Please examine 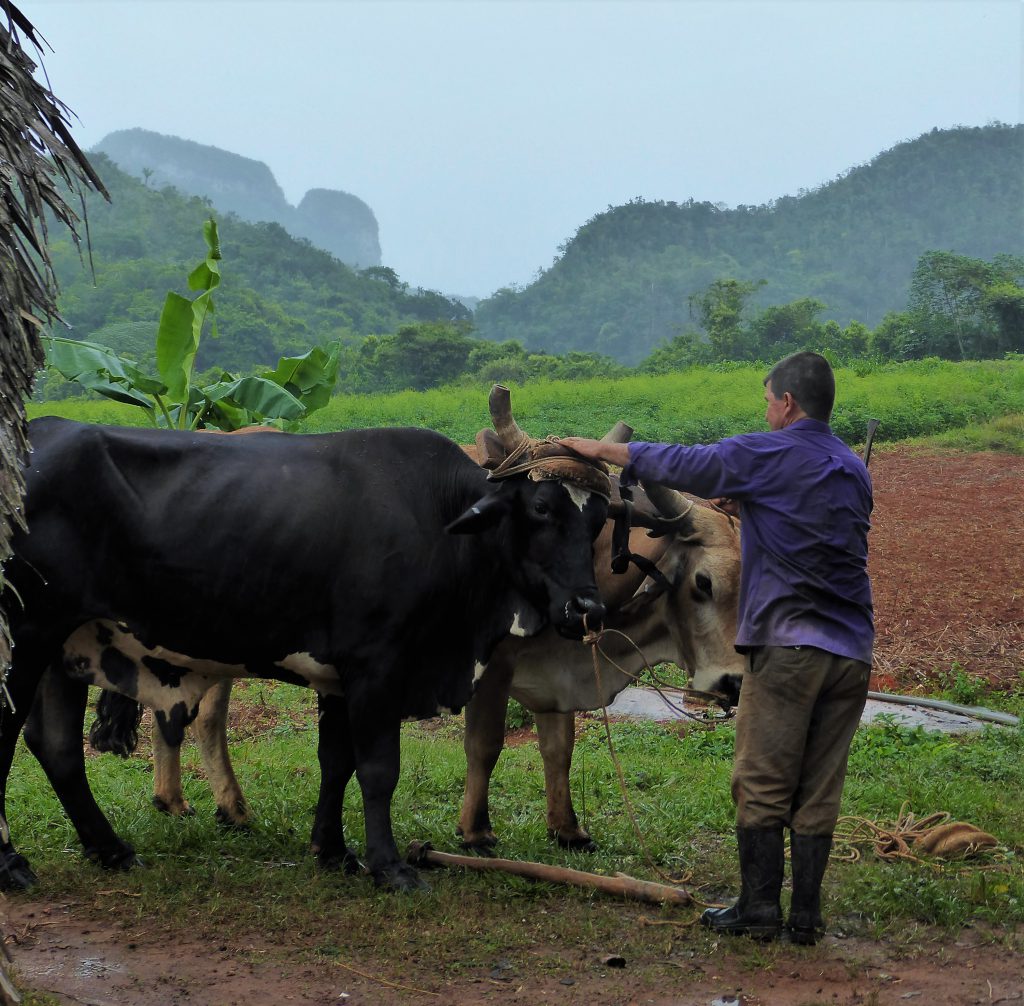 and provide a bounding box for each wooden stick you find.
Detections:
[406,841,691,907]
